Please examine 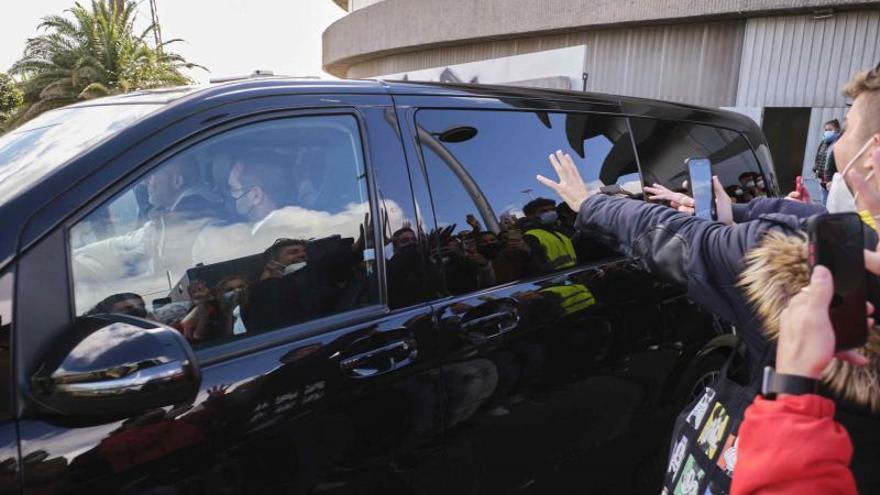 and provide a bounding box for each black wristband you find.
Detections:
[761,366,820,399]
